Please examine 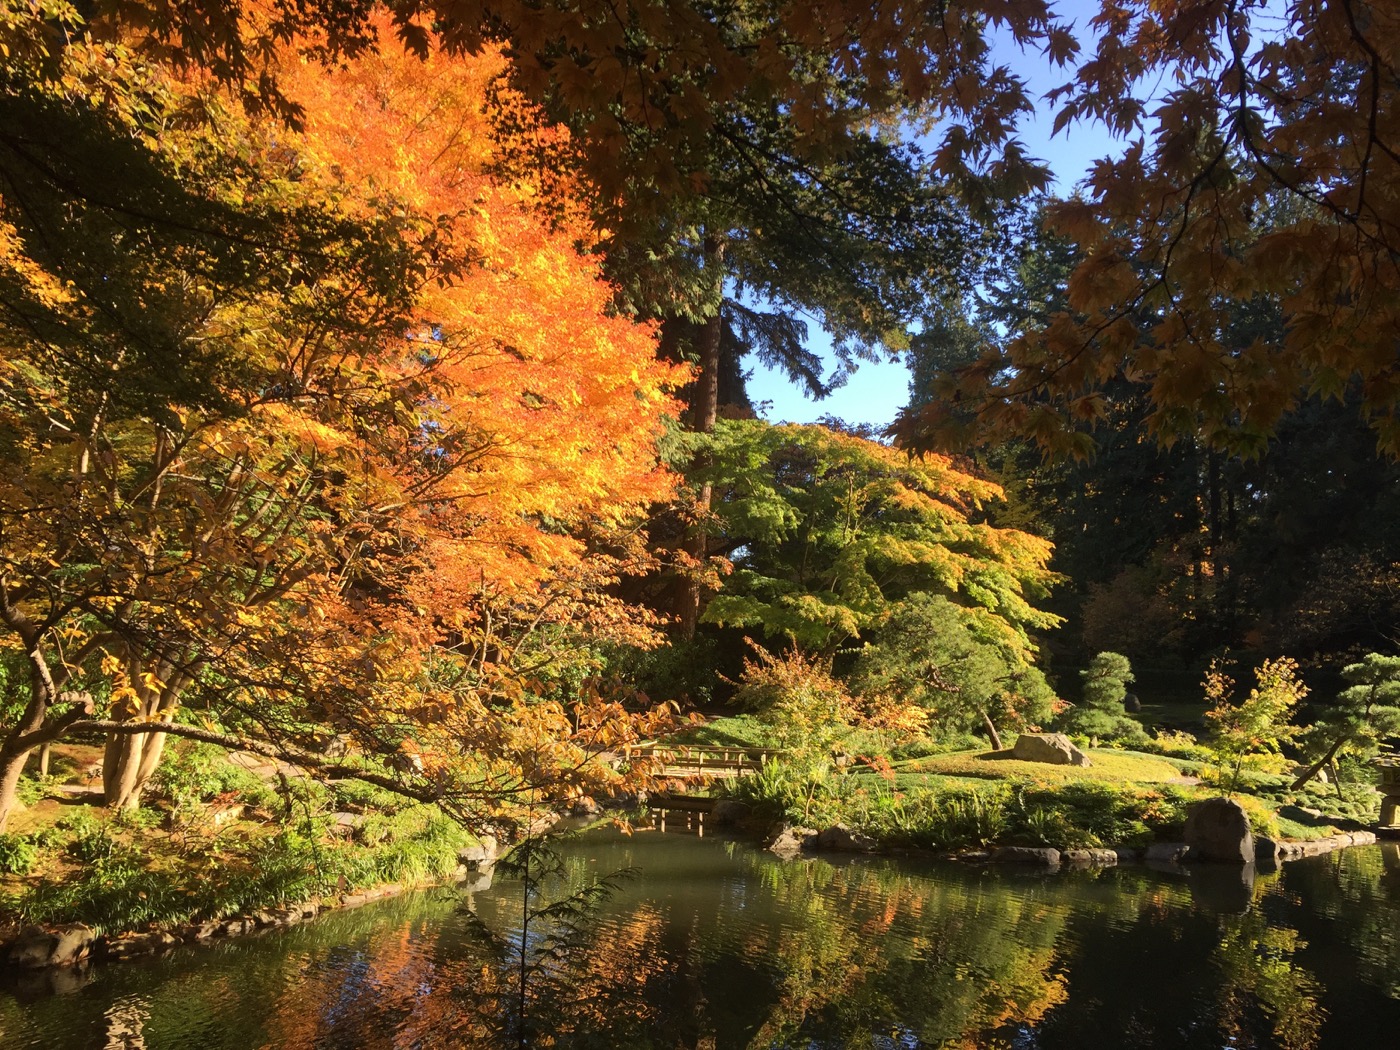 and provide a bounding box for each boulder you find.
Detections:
[1011,733,1092,767]
[190,921,223,942]
[569,796,600,817]
[104,931,178,960]
[1062,848,1119,867]
[458,835,499,872]
[1255,837,1283,863]
[814,824,879,852]
[766,824,817,859]
[1184,797,1254,863]
[6,924,96,969]
[991,846,1061,868]
[326,811,364,839]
